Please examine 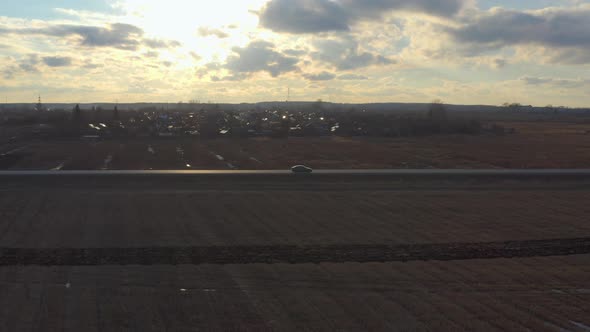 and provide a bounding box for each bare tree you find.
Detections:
[113,106,119,121]
[428,99,447,124]
[72,104,81,121]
